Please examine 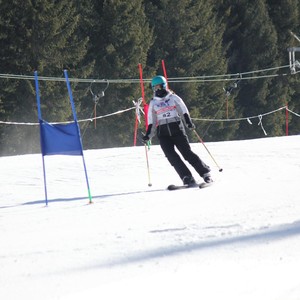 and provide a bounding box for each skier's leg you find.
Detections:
[174,135,211,177]
[159,137,193,181]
